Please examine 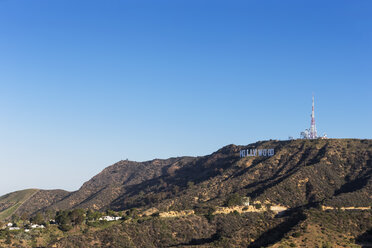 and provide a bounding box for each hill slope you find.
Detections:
[0,189,39,220]
[0,189,69,221]
[6,139,372,217]
[1,138,372,247]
